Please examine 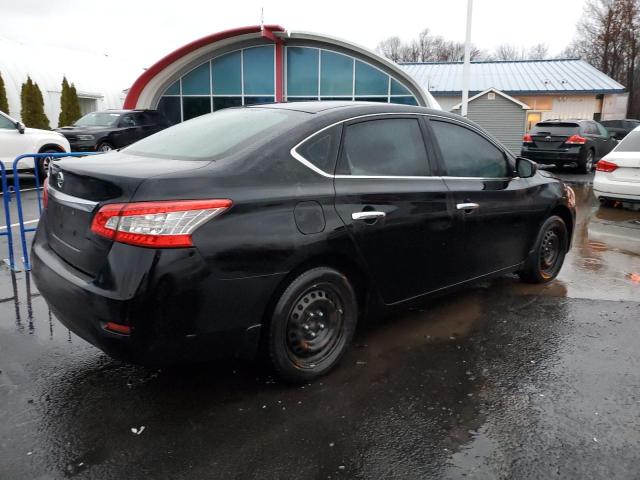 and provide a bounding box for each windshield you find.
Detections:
[74,112,121,127]
[125,108,306,160]
[531,123,580,136]
[613,129,640,152]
